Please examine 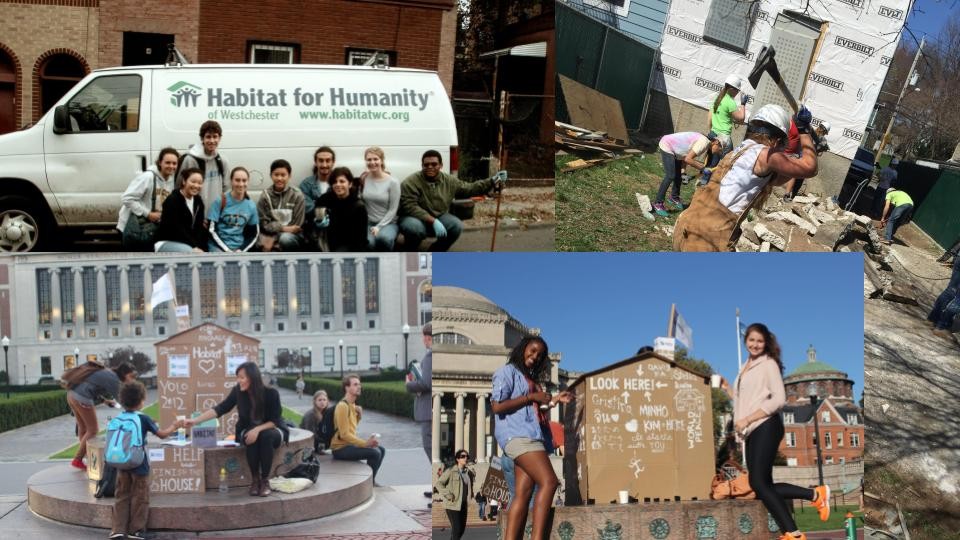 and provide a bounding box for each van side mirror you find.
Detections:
[52,106,71,134]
